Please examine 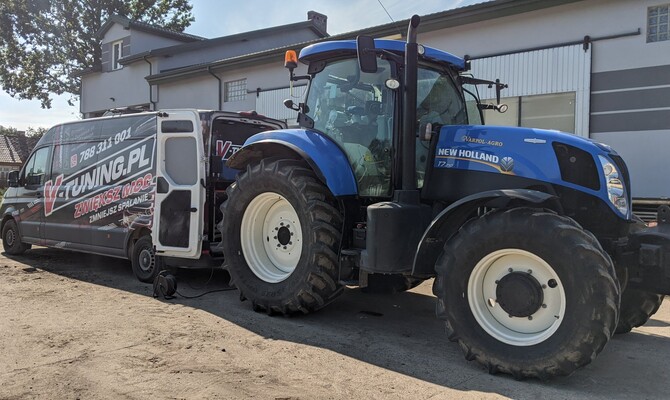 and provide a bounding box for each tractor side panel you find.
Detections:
[422,125,604,203]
